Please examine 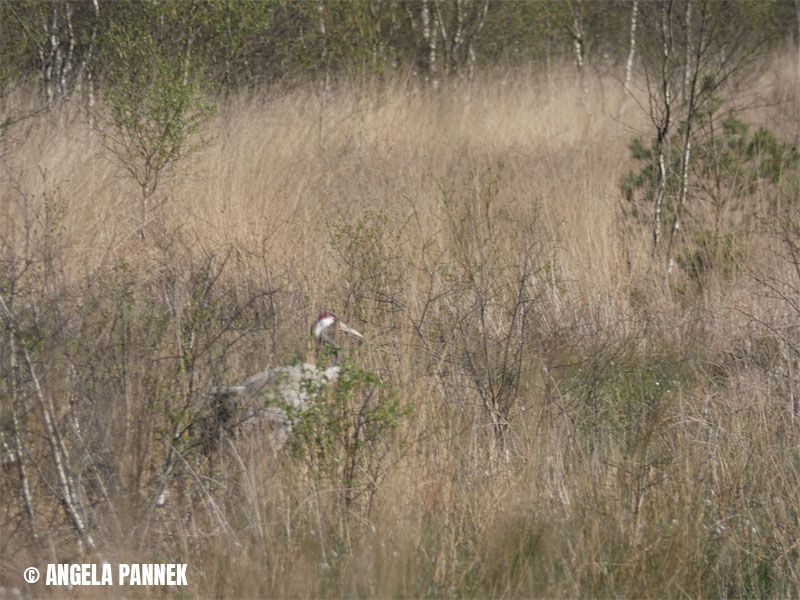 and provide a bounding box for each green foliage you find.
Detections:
[2,0,797,102]
[104,58,210,171]
[622,103,798,283]
[0,0,100,104]
[693,114,800,196]
[292,357,407,513]
[746,126,800,184]
[569,352,685,450]
[96,1,216,231]
[191,0,278,90]
[330,210,390,280]
[621,135,679,208]
[628,137,651,162]
[600,361,679,447]
[676,229,741,287]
